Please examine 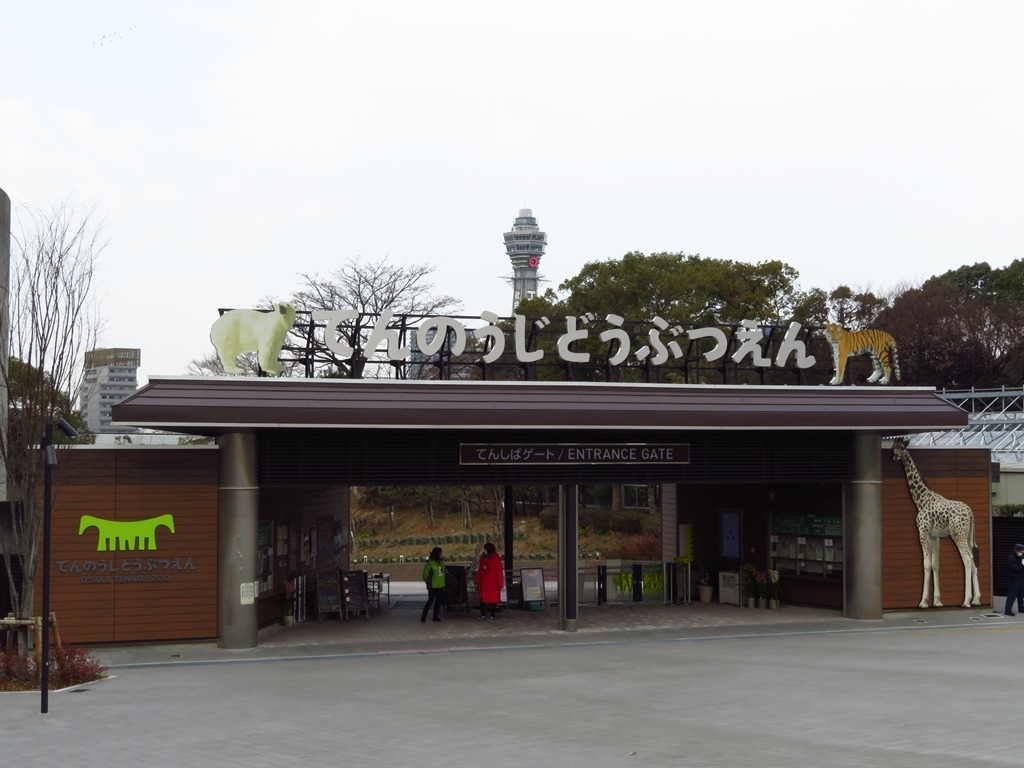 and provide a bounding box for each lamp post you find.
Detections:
[40,417,79,715]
